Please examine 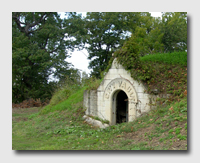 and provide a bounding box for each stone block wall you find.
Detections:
[83,90,97,117]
